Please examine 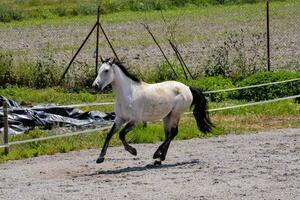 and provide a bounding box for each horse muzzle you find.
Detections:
[92,83,102,92]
